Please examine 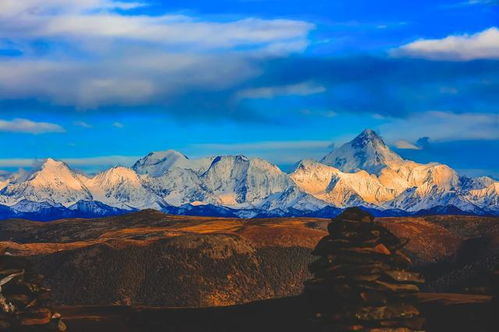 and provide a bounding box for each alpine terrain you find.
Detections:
[0,129,496,220]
